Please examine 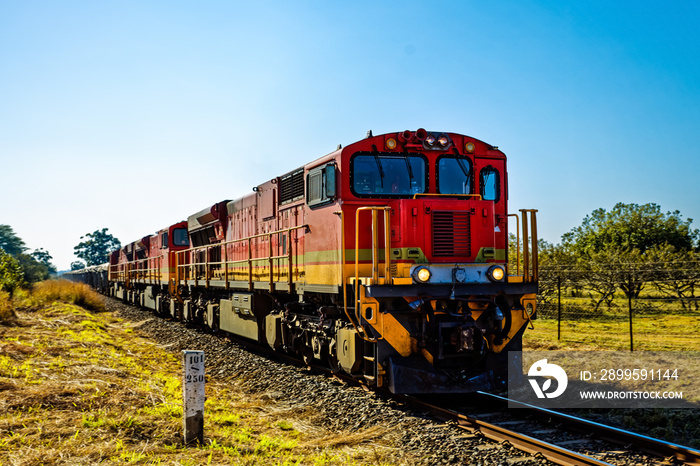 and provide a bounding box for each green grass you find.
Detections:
[527,289,700,351]
[525,312,700,351]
